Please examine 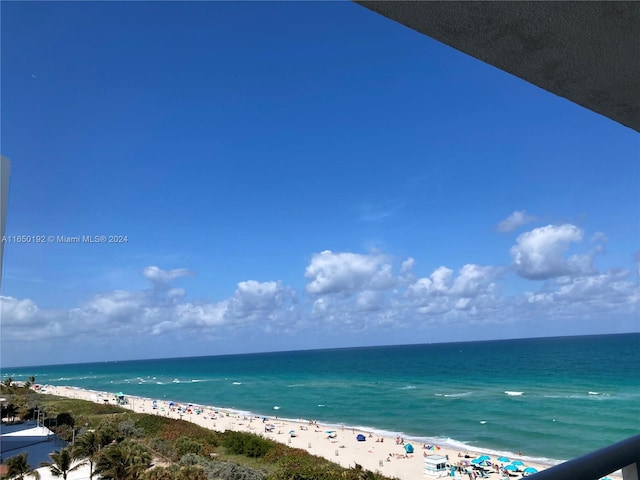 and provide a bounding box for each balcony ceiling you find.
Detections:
[356,1,640,132]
